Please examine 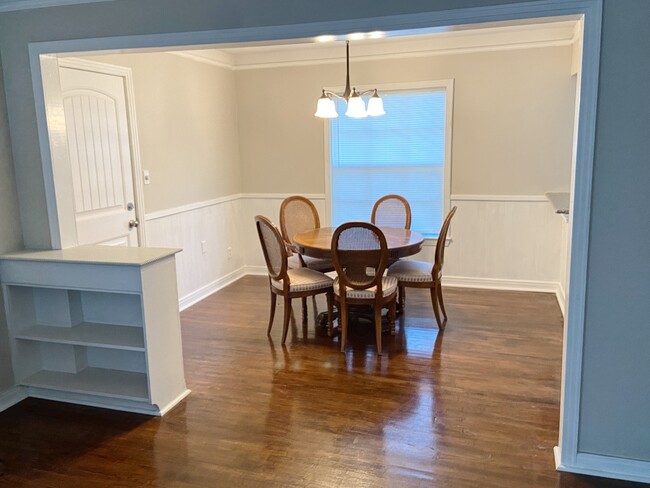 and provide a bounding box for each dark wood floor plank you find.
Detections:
[0,276,644,487]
